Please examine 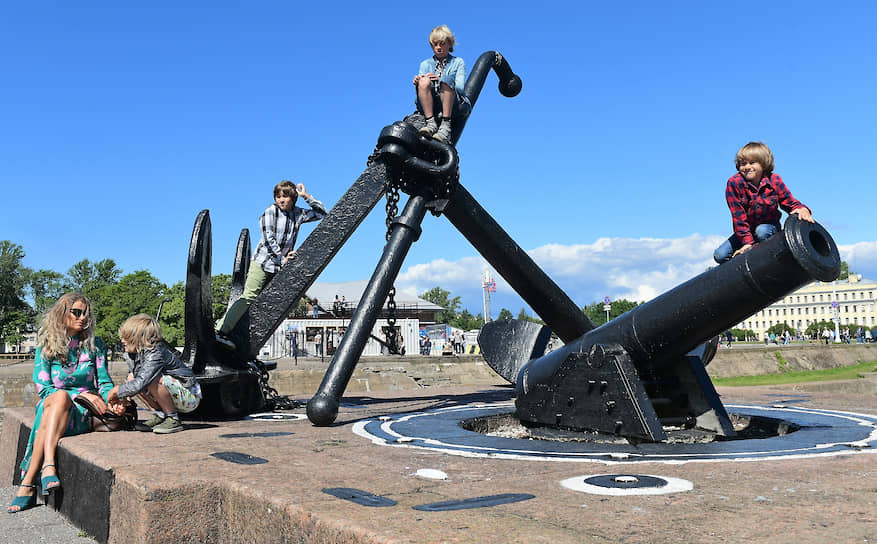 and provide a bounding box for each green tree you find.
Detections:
[583,298,639,326]
[0,241,33,349]
[288,298,310,318]
[158,281,186,348]
[516,308,545,325]
[450,309,481,331]
[805,320,835,337]
[729,328,755,342]
[96,270,167,352]
[211,273,232,321]
[0,310,30,351]
[420,286,461,324]
[838,261,849,281]
[765,322,796,337]
[27,269,68,314]
[66,258,121,295]
[497,308,514,320]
